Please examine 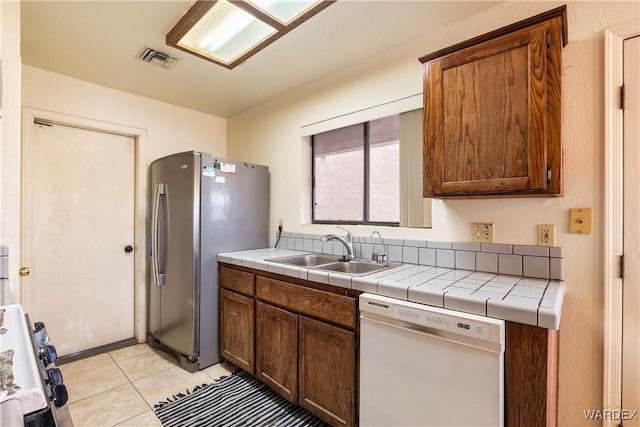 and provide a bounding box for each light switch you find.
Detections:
[570,208,592,234]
